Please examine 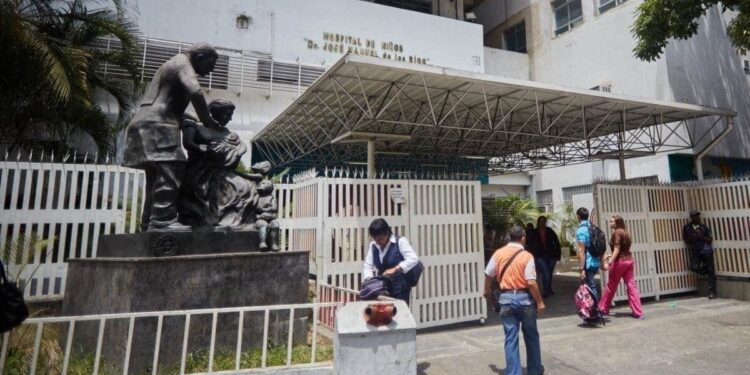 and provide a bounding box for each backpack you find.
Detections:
[0,260,29,333]
[574,283,605,326]
[587,224,607,258]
